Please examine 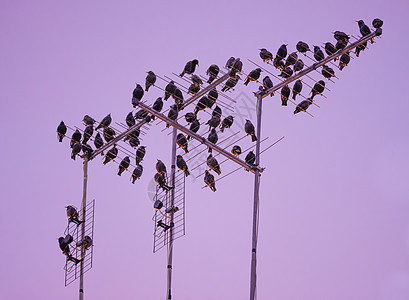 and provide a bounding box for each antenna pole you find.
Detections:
[79,156,88,300]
